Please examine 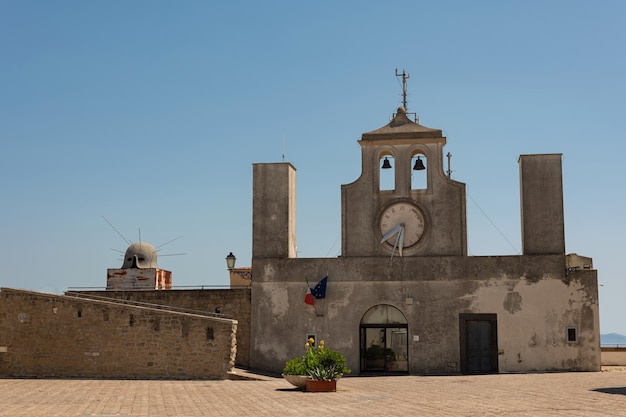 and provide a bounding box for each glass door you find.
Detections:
[360,326,408,372]
[360,304,409,373]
